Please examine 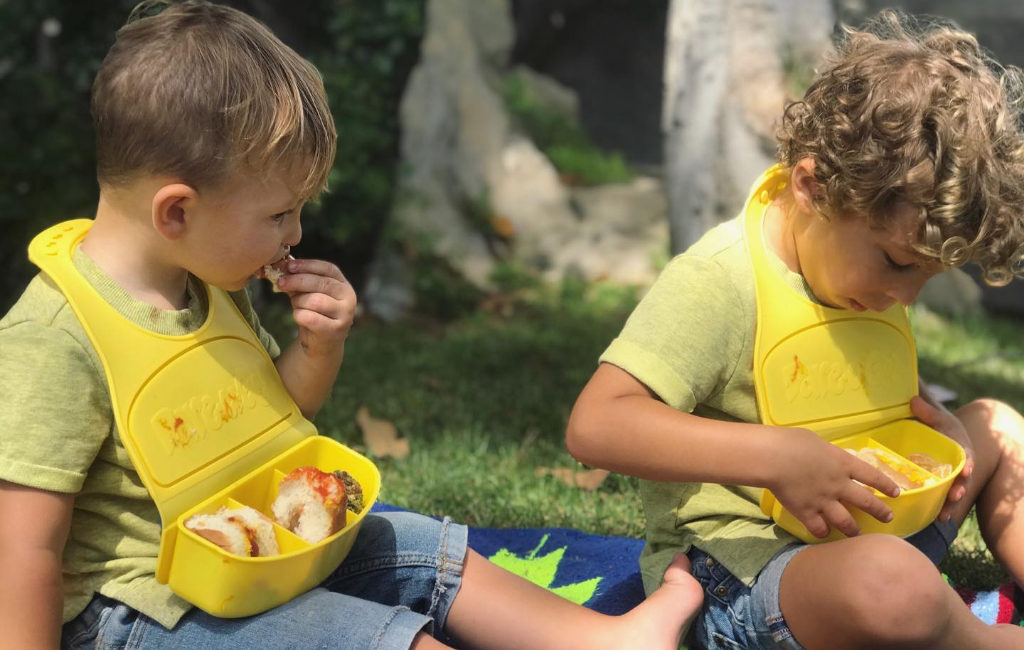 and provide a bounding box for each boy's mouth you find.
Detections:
[268,245,291,266]
[849,298,868,312]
